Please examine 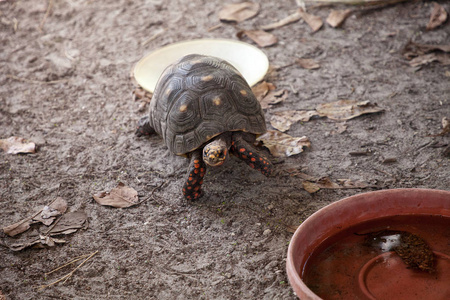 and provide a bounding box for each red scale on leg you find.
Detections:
[183,150,207,200]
